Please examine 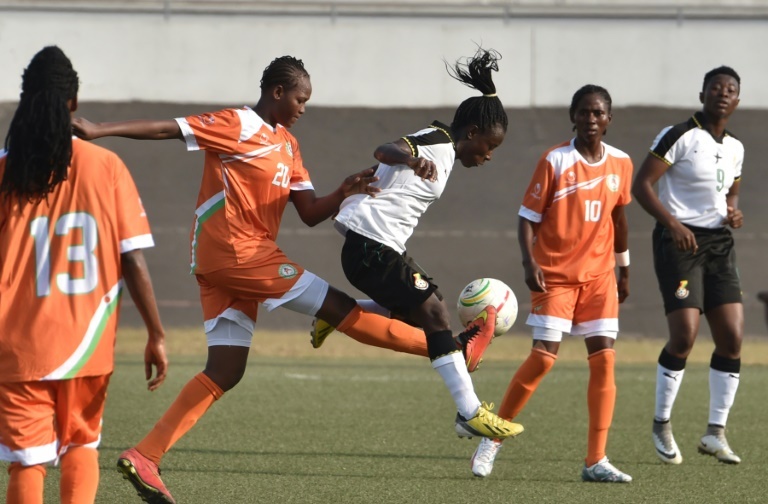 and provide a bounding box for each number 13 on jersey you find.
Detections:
[30,212,99,297]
